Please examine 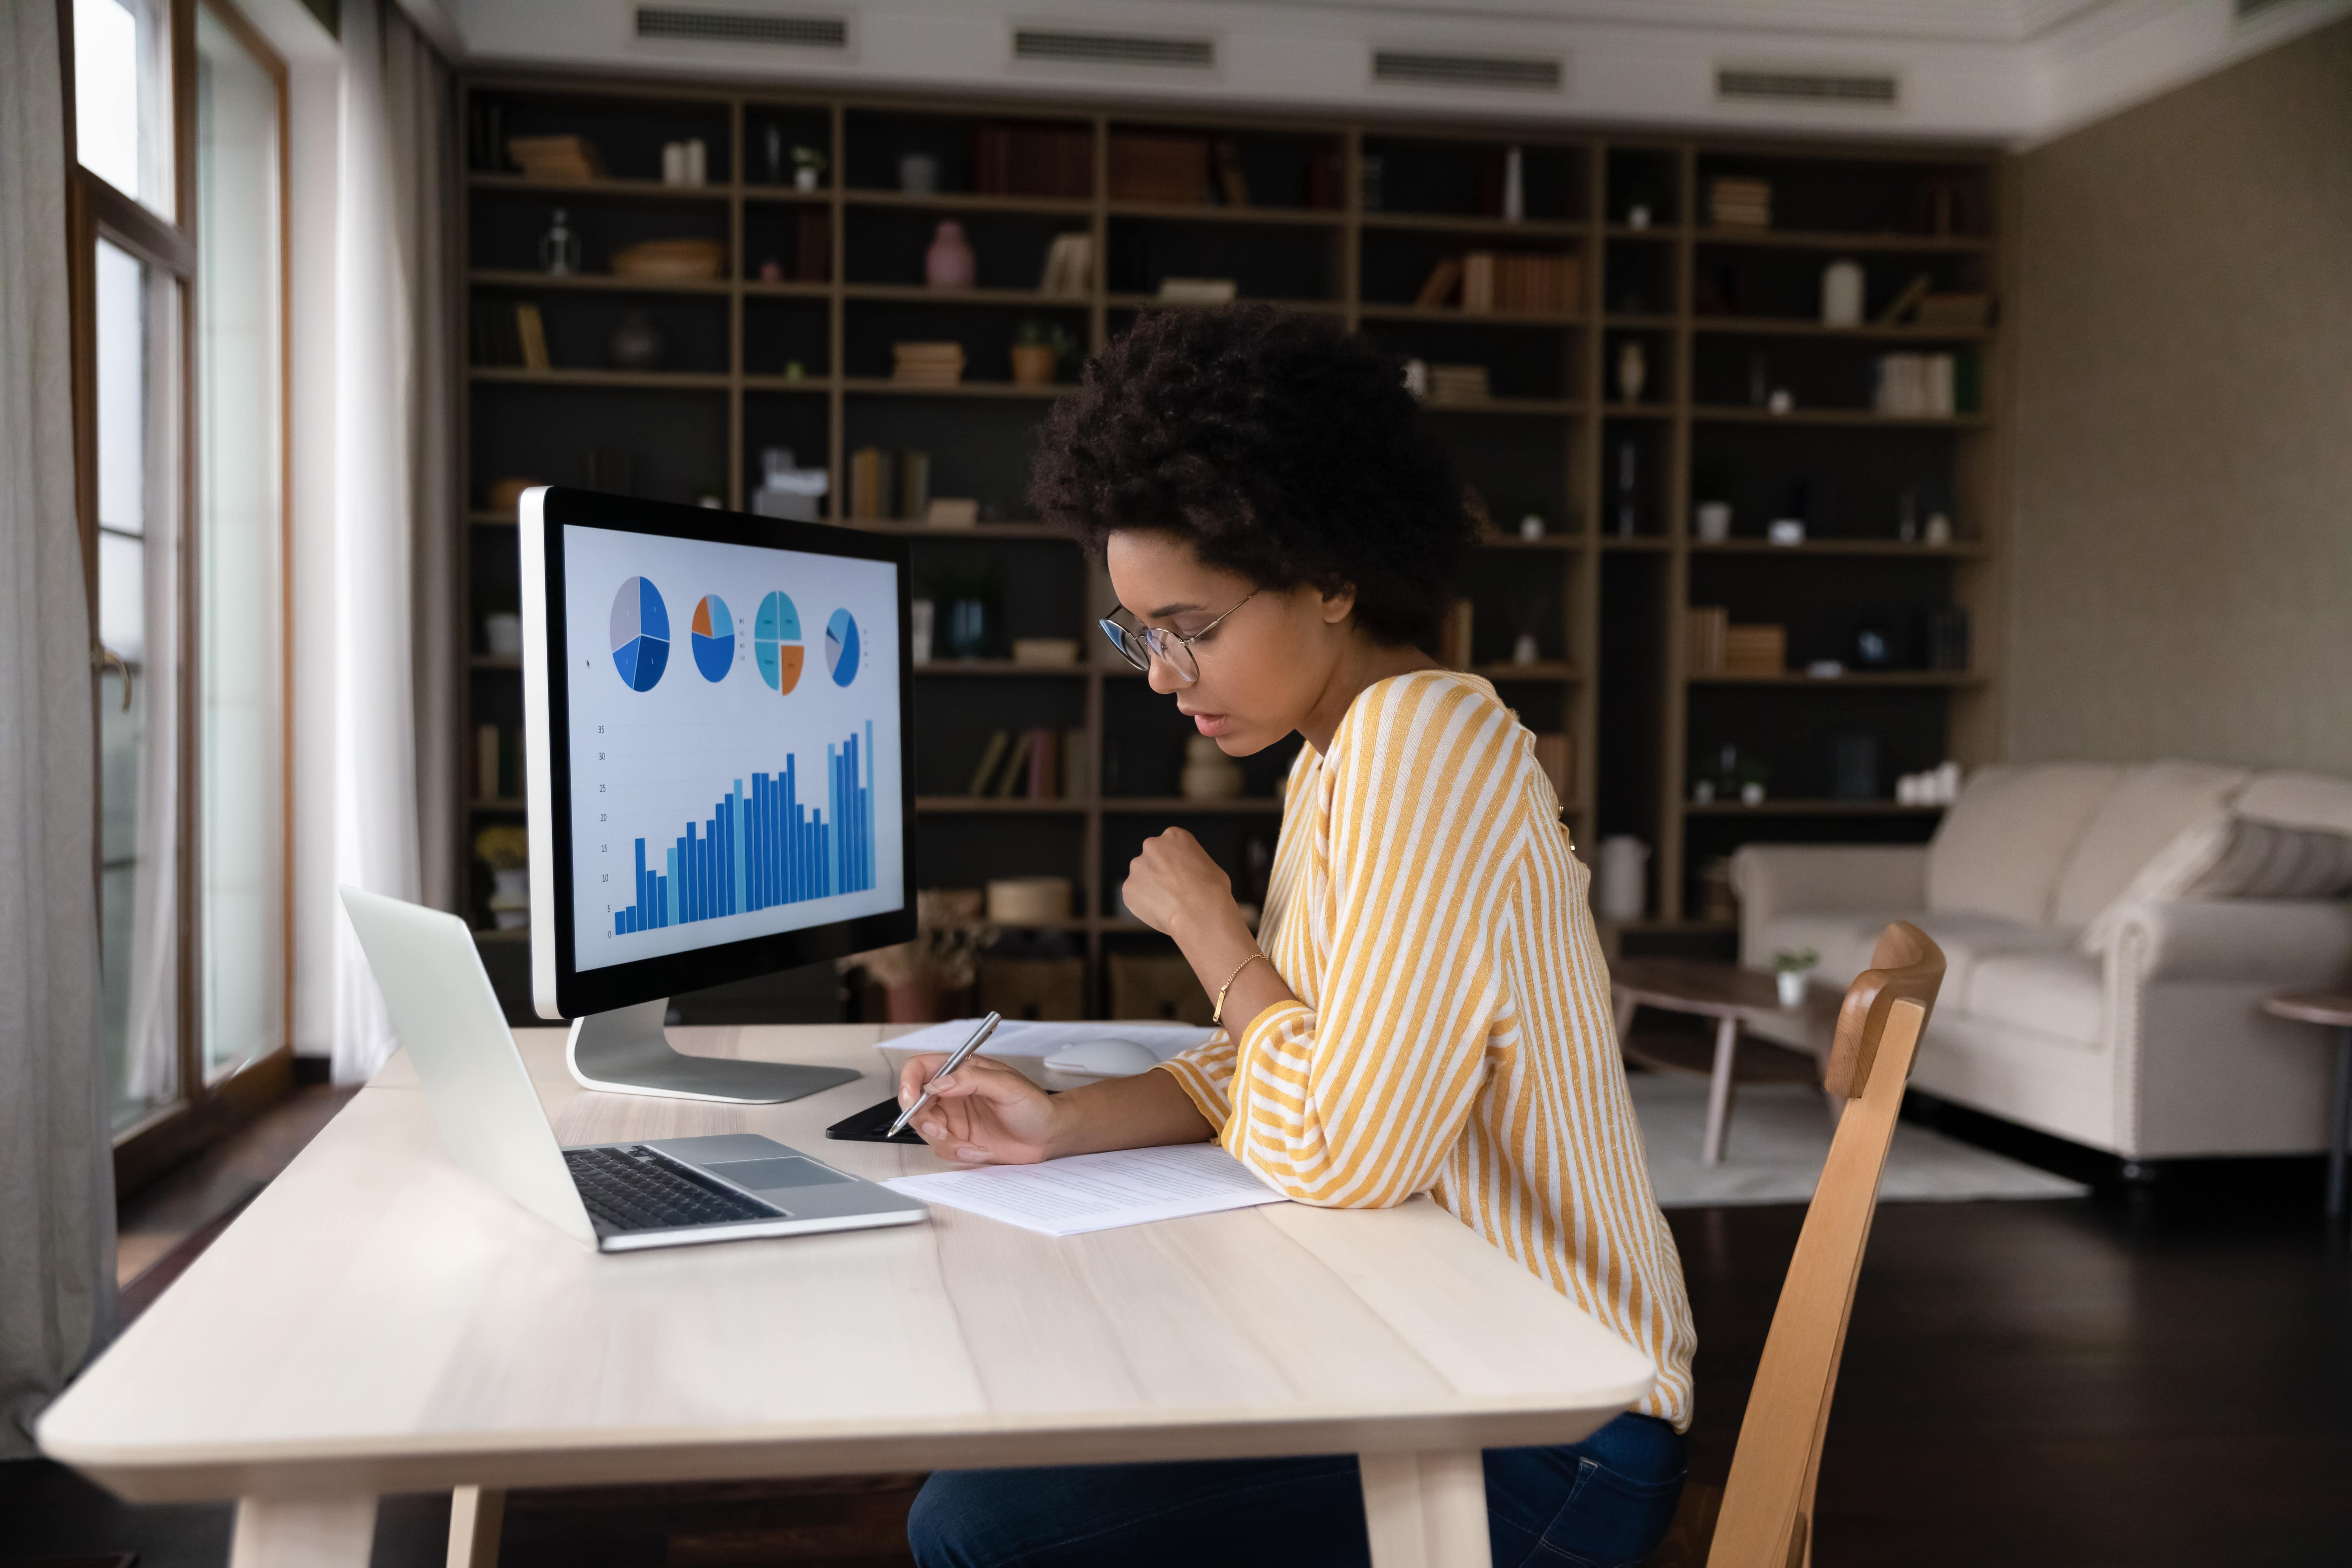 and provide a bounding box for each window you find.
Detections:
[72,0,293,1178]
